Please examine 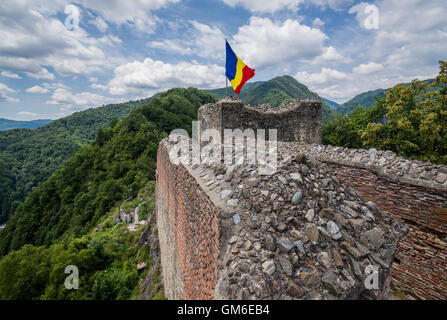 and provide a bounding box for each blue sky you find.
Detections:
[0,0,446,120]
